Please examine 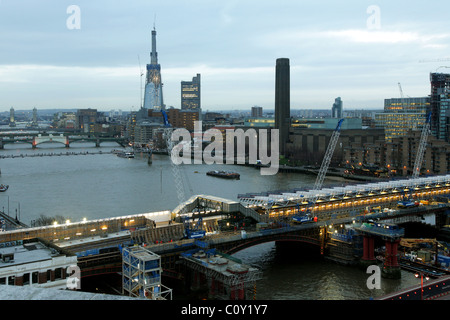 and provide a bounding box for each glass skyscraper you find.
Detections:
[143,28,164,111]
[430,73,450,141]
